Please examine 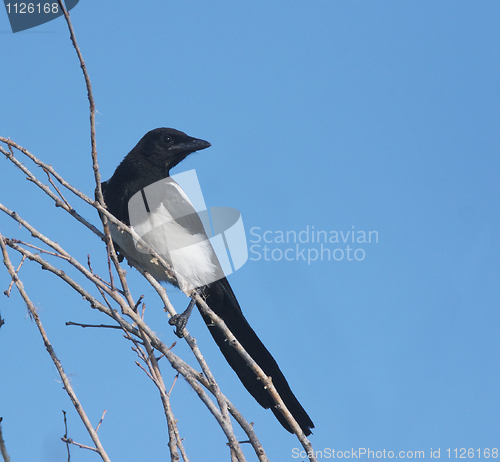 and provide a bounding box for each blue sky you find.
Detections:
[1,1,499,461]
